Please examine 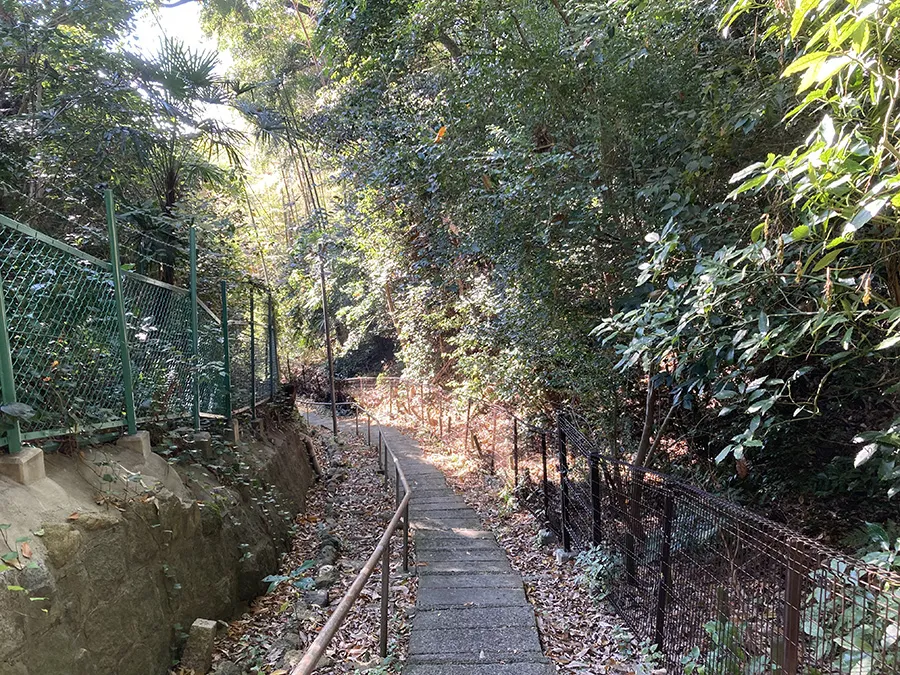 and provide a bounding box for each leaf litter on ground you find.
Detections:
[207,422,416,674]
